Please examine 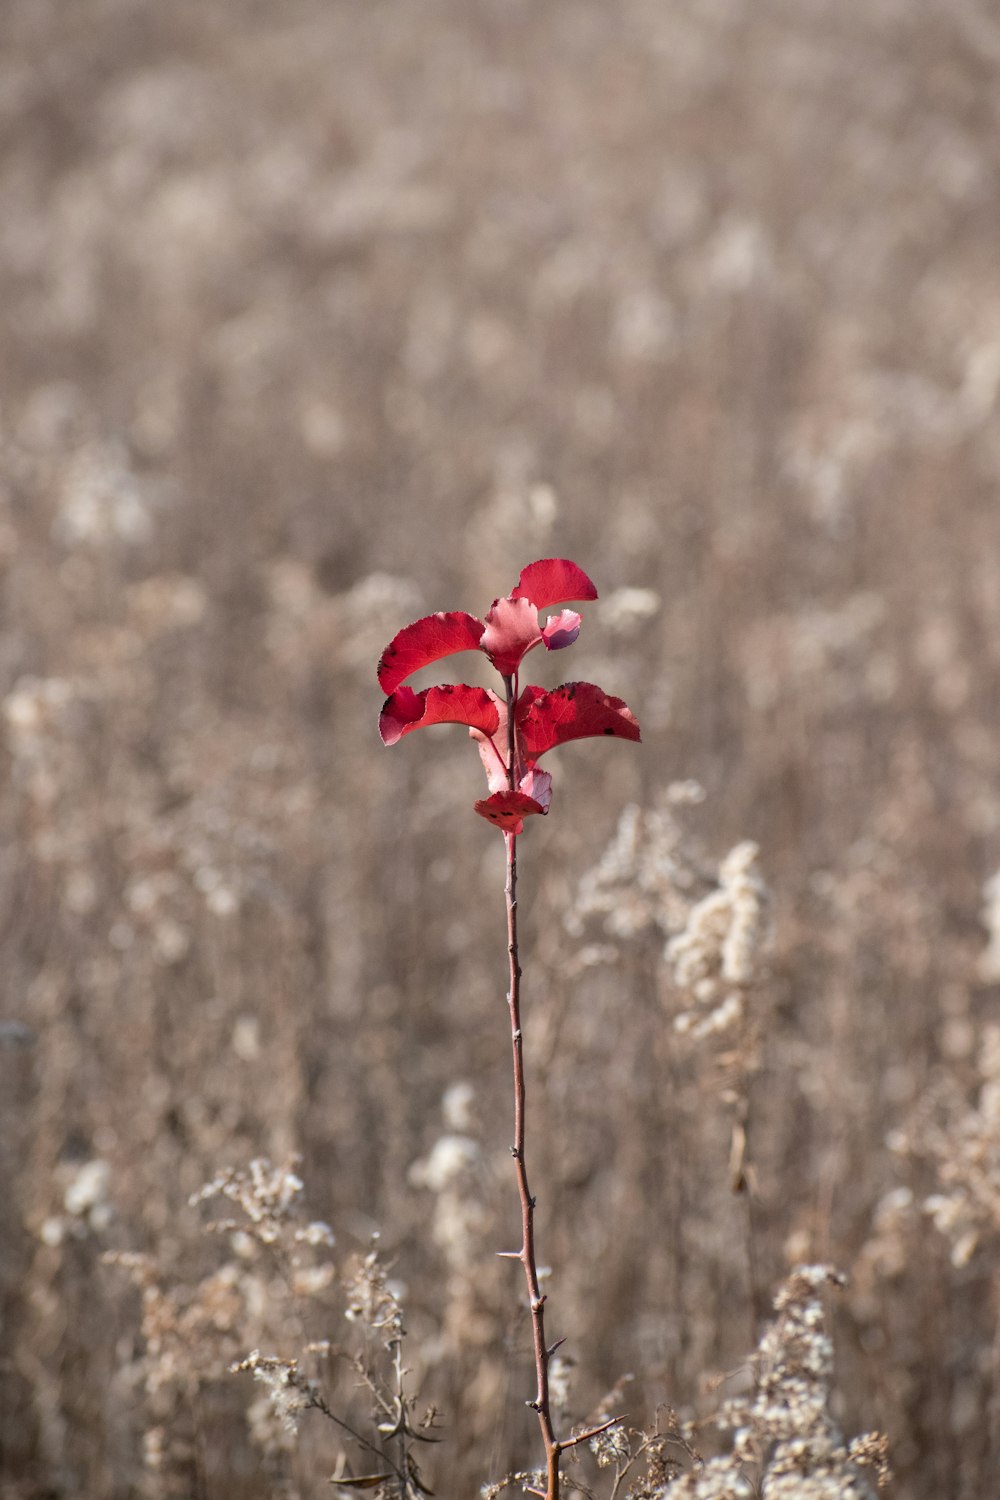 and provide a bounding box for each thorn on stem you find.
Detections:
[547,1337,567,1358]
